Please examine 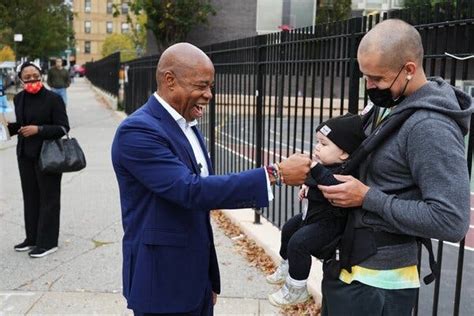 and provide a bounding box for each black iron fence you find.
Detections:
[85,52,120,96]
[198,6,473,315]
[122,55,159,115]
[89,1,474,314]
